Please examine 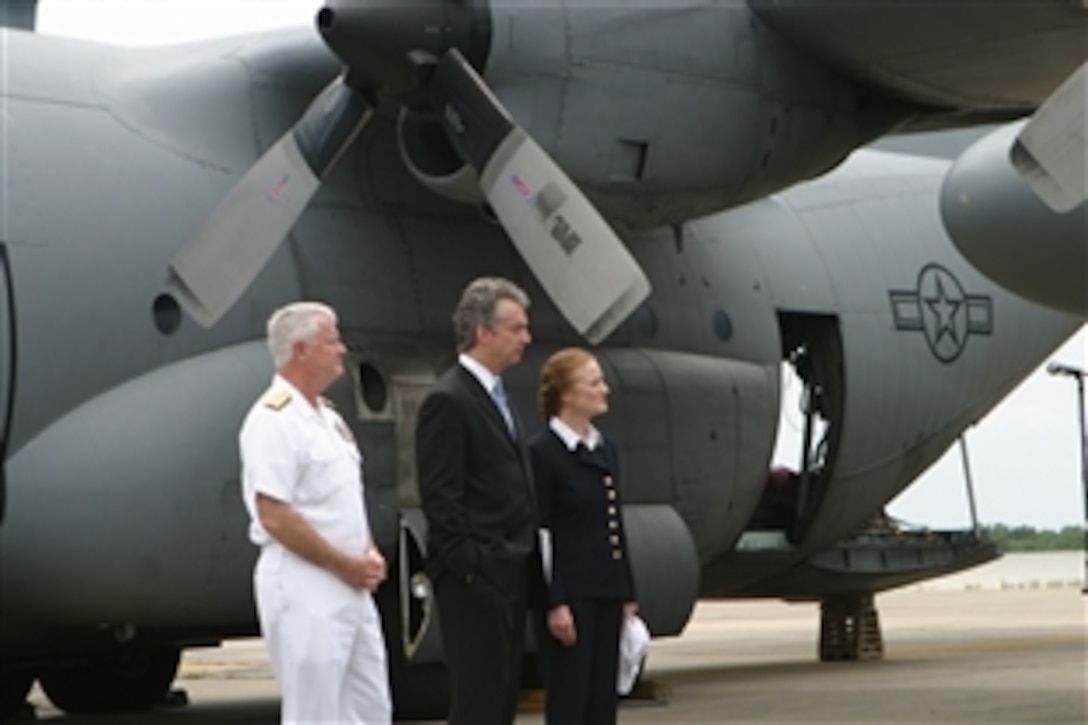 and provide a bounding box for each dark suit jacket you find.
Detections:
[416,364,537,600]
[529,429,637,608]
